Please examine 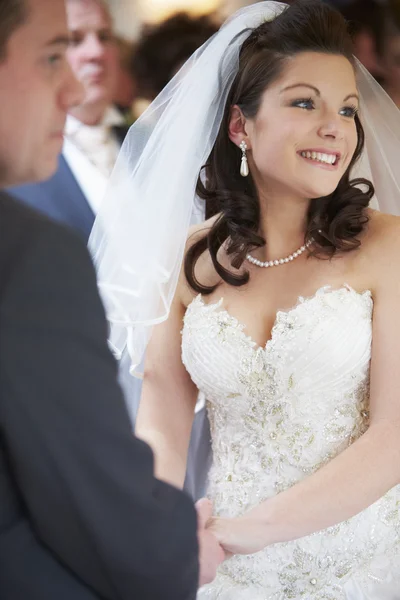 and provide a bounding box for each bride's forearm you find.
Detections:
[135,427,188,488]
[135,372,197,489]
[155,454,187,489]
[247,422,400,546]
